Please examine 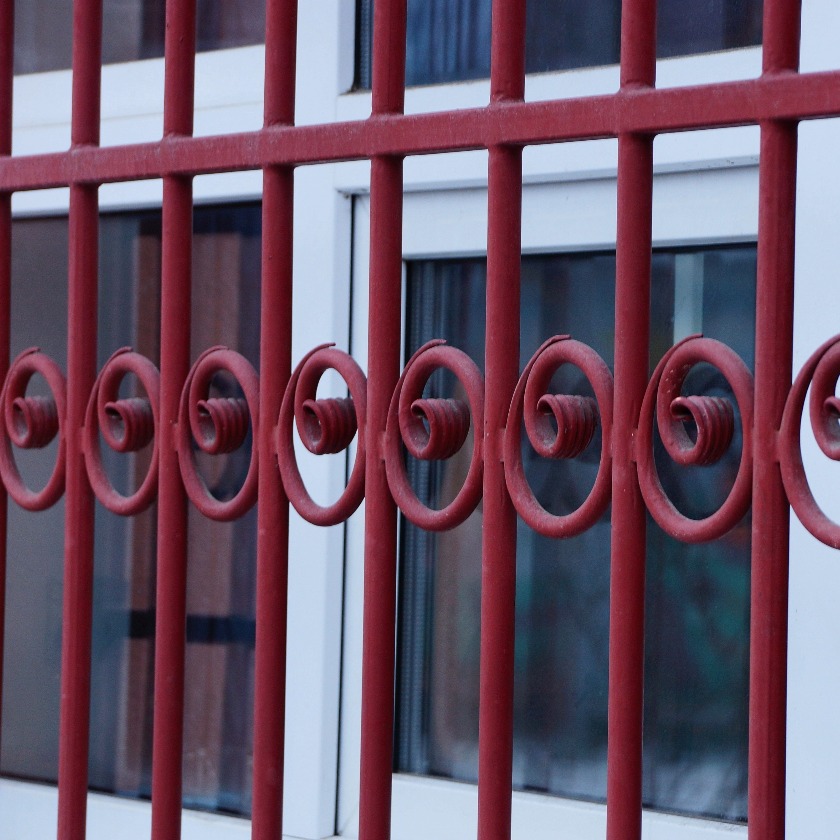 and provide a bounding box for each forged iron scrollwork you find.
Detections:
[384,340,483,531]
[636,335,753,543]
[503,336,613,537]
[277,344,367,526]
[177,346,259,521]
[779,334,840,548]
[0,348,67,510]
[83,348,160,515]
